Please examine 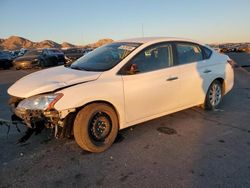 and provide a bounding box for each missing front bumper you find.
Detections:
[15,108,60,129]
